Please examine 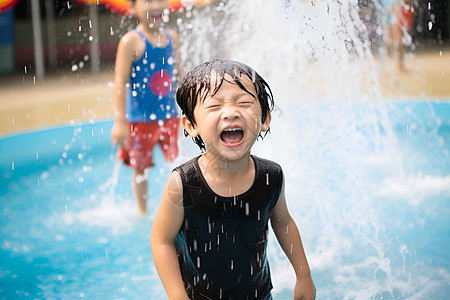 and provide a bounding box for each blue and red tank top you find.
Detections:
[126,28,178,123]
